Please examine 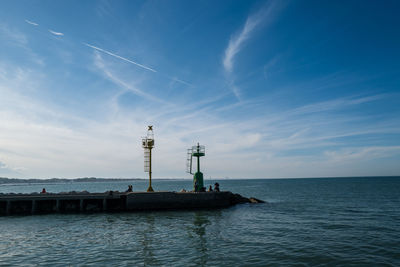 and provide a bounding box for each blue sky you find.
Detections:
[0,0,399,179]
